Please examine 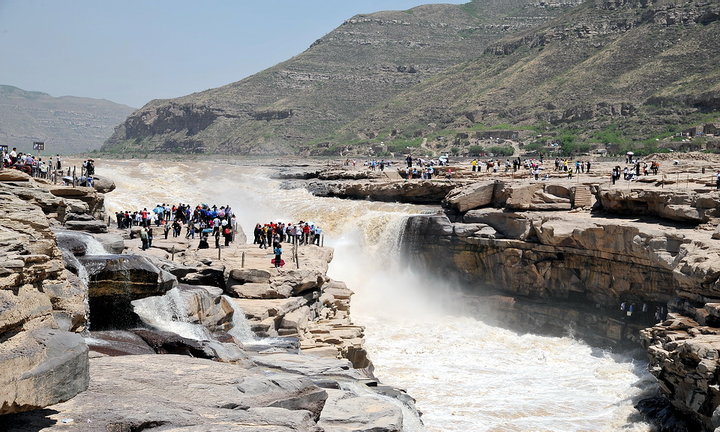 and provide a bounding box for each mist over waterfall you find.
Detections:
[102,160,654,432]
